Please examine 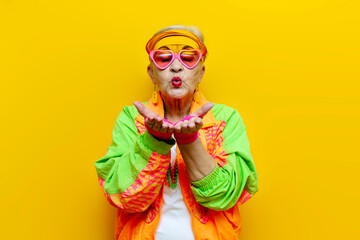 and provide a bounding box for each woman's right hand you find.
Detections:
[133,101,174,140]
